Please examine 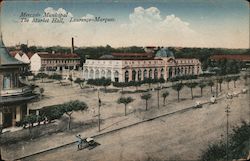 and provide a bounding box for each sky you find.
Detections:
[1,0,249,48]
